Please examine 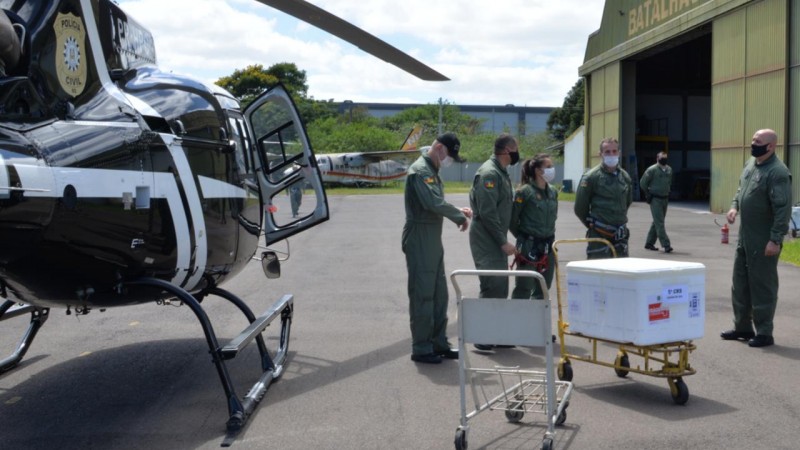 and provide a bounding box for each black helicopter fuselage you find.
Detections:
[0,0,327,309]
